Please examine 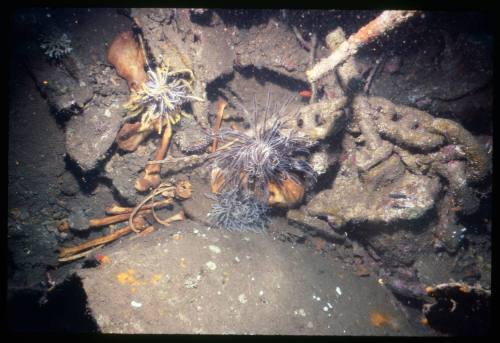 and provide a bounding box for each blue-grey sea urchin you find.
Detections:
[207,189,269,233]
[210,94,317,202]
